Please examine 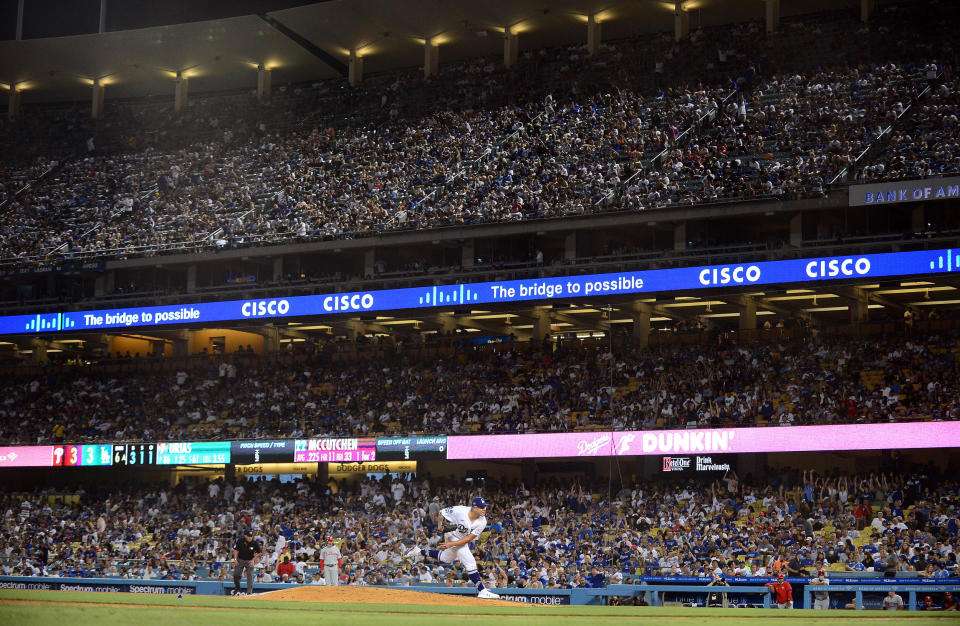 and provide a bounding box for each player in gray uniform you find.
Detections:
[406,496,499,599]
[319,537,342,586]
[811,569,830,610]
